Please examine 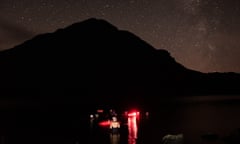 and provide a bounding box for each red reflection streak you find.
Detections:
[99,120,110,126]
[128,115,138,144]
